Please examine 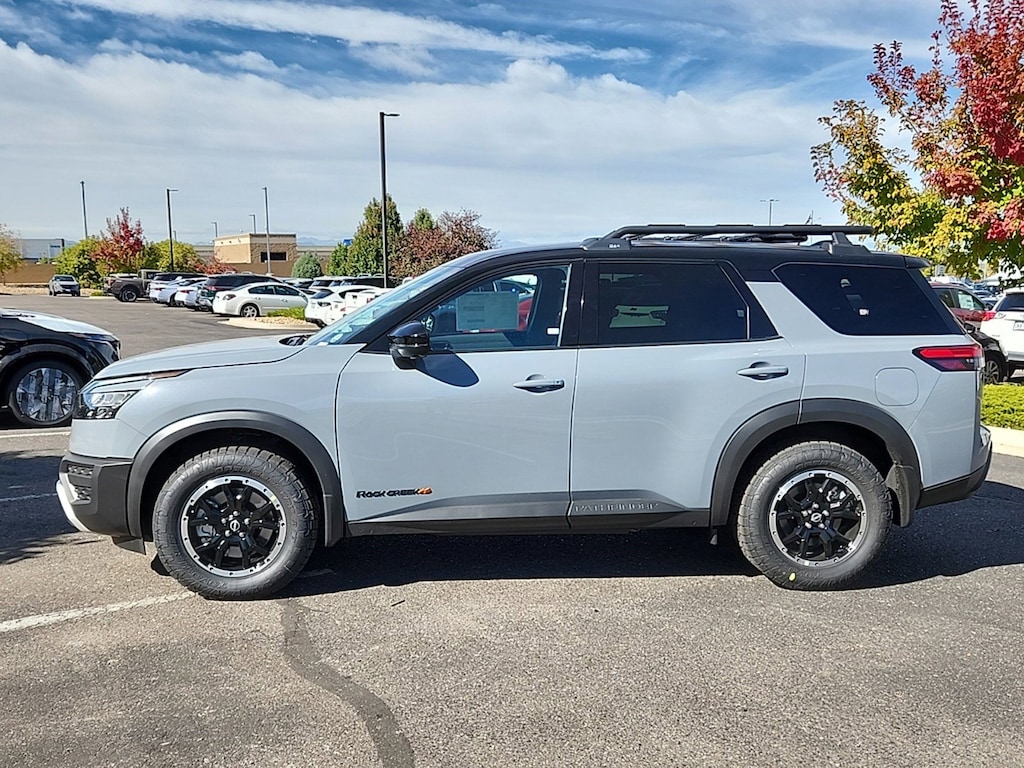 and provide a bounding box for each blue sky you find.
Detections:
[0,0,943,246]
